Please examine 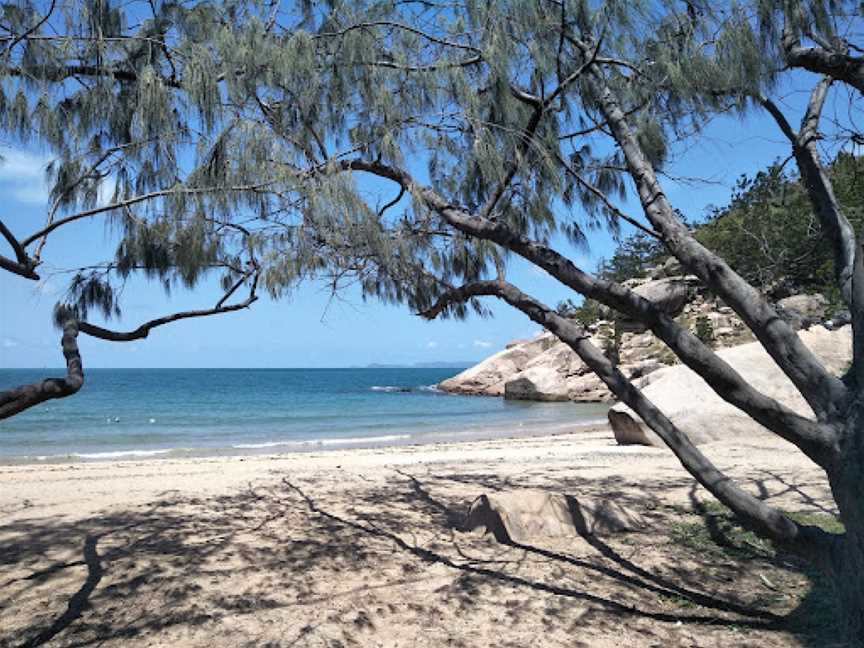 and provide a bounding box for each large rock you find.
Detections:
[778,293,828,323]
[438,334,556,396]
[504,366,571,401]
[608,325,852,446]
[618,276,697,334]
[462,491,645,544]
[565,372,614,402]
[523,341,585,374]
[632,277,696,317]
[504,340,621,402]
